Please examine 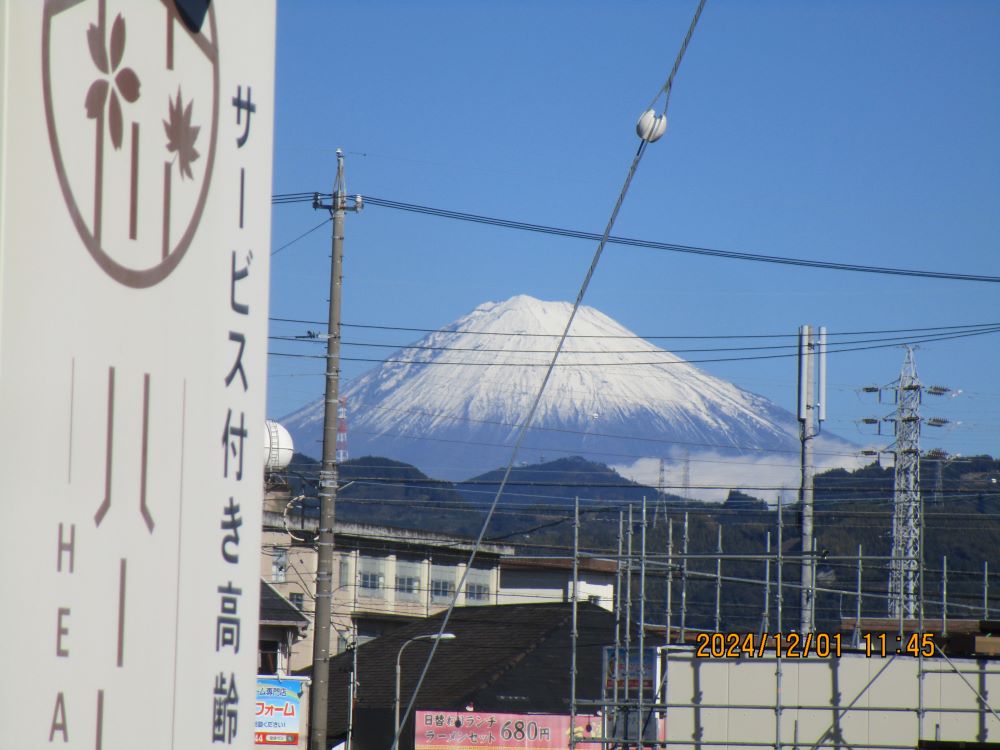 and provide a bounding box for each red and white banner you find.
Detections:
[415,711,602,750]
